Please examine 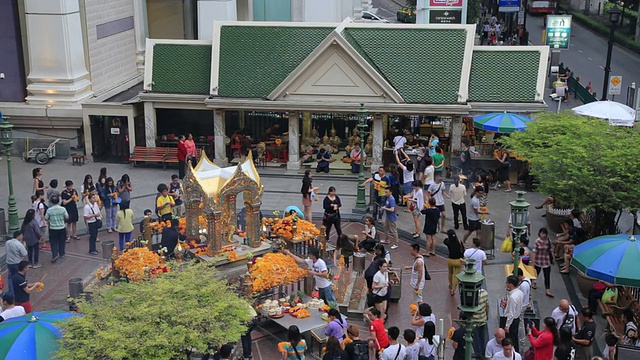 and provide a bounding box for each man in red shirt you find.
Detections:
[367,308,389,359]
[176,135,187,179]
